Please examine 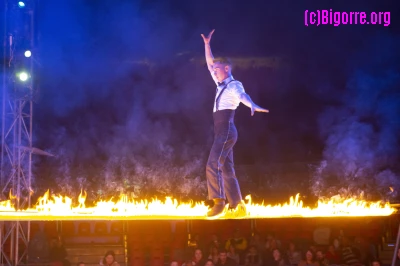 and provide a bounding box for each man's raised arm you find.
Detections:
[201,29,215,72]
